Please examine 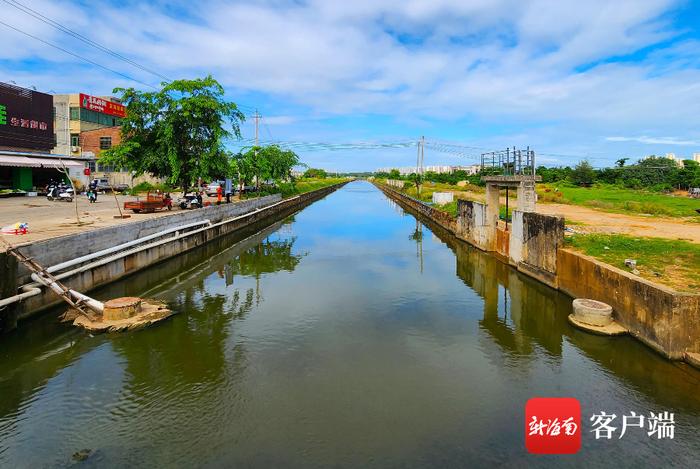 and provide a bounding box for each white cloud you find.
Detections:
[606,136,700,145]
[261,115,298,126]
[1,0,698,169]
